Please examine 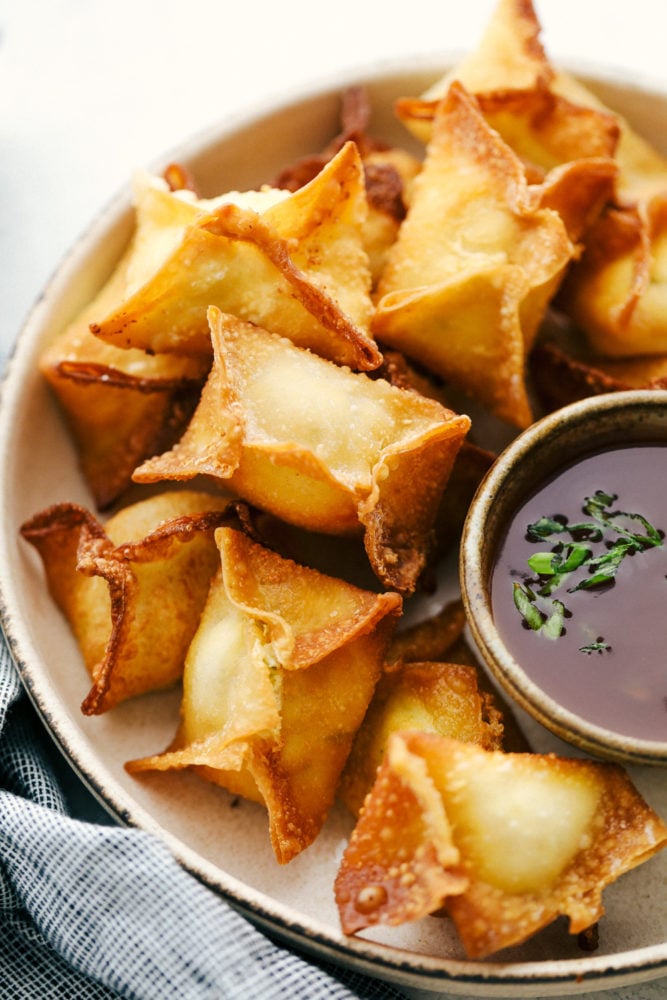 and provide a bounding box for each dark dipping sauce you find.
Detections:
[491,444,667,741]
